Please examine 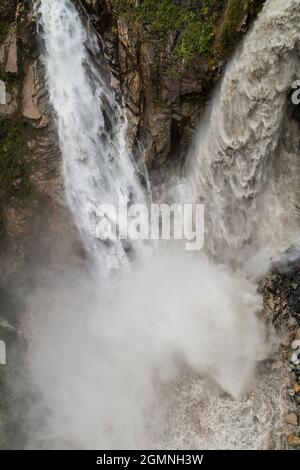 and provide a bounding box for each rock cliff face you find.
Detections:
[0,3,81,425]
[1,0,300,451]
[0,0,81,288]
[0,0,265,392]
[0,0,266,366]
[0,1,84,447]
[0,0,265,282]
[81,0,264,168]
